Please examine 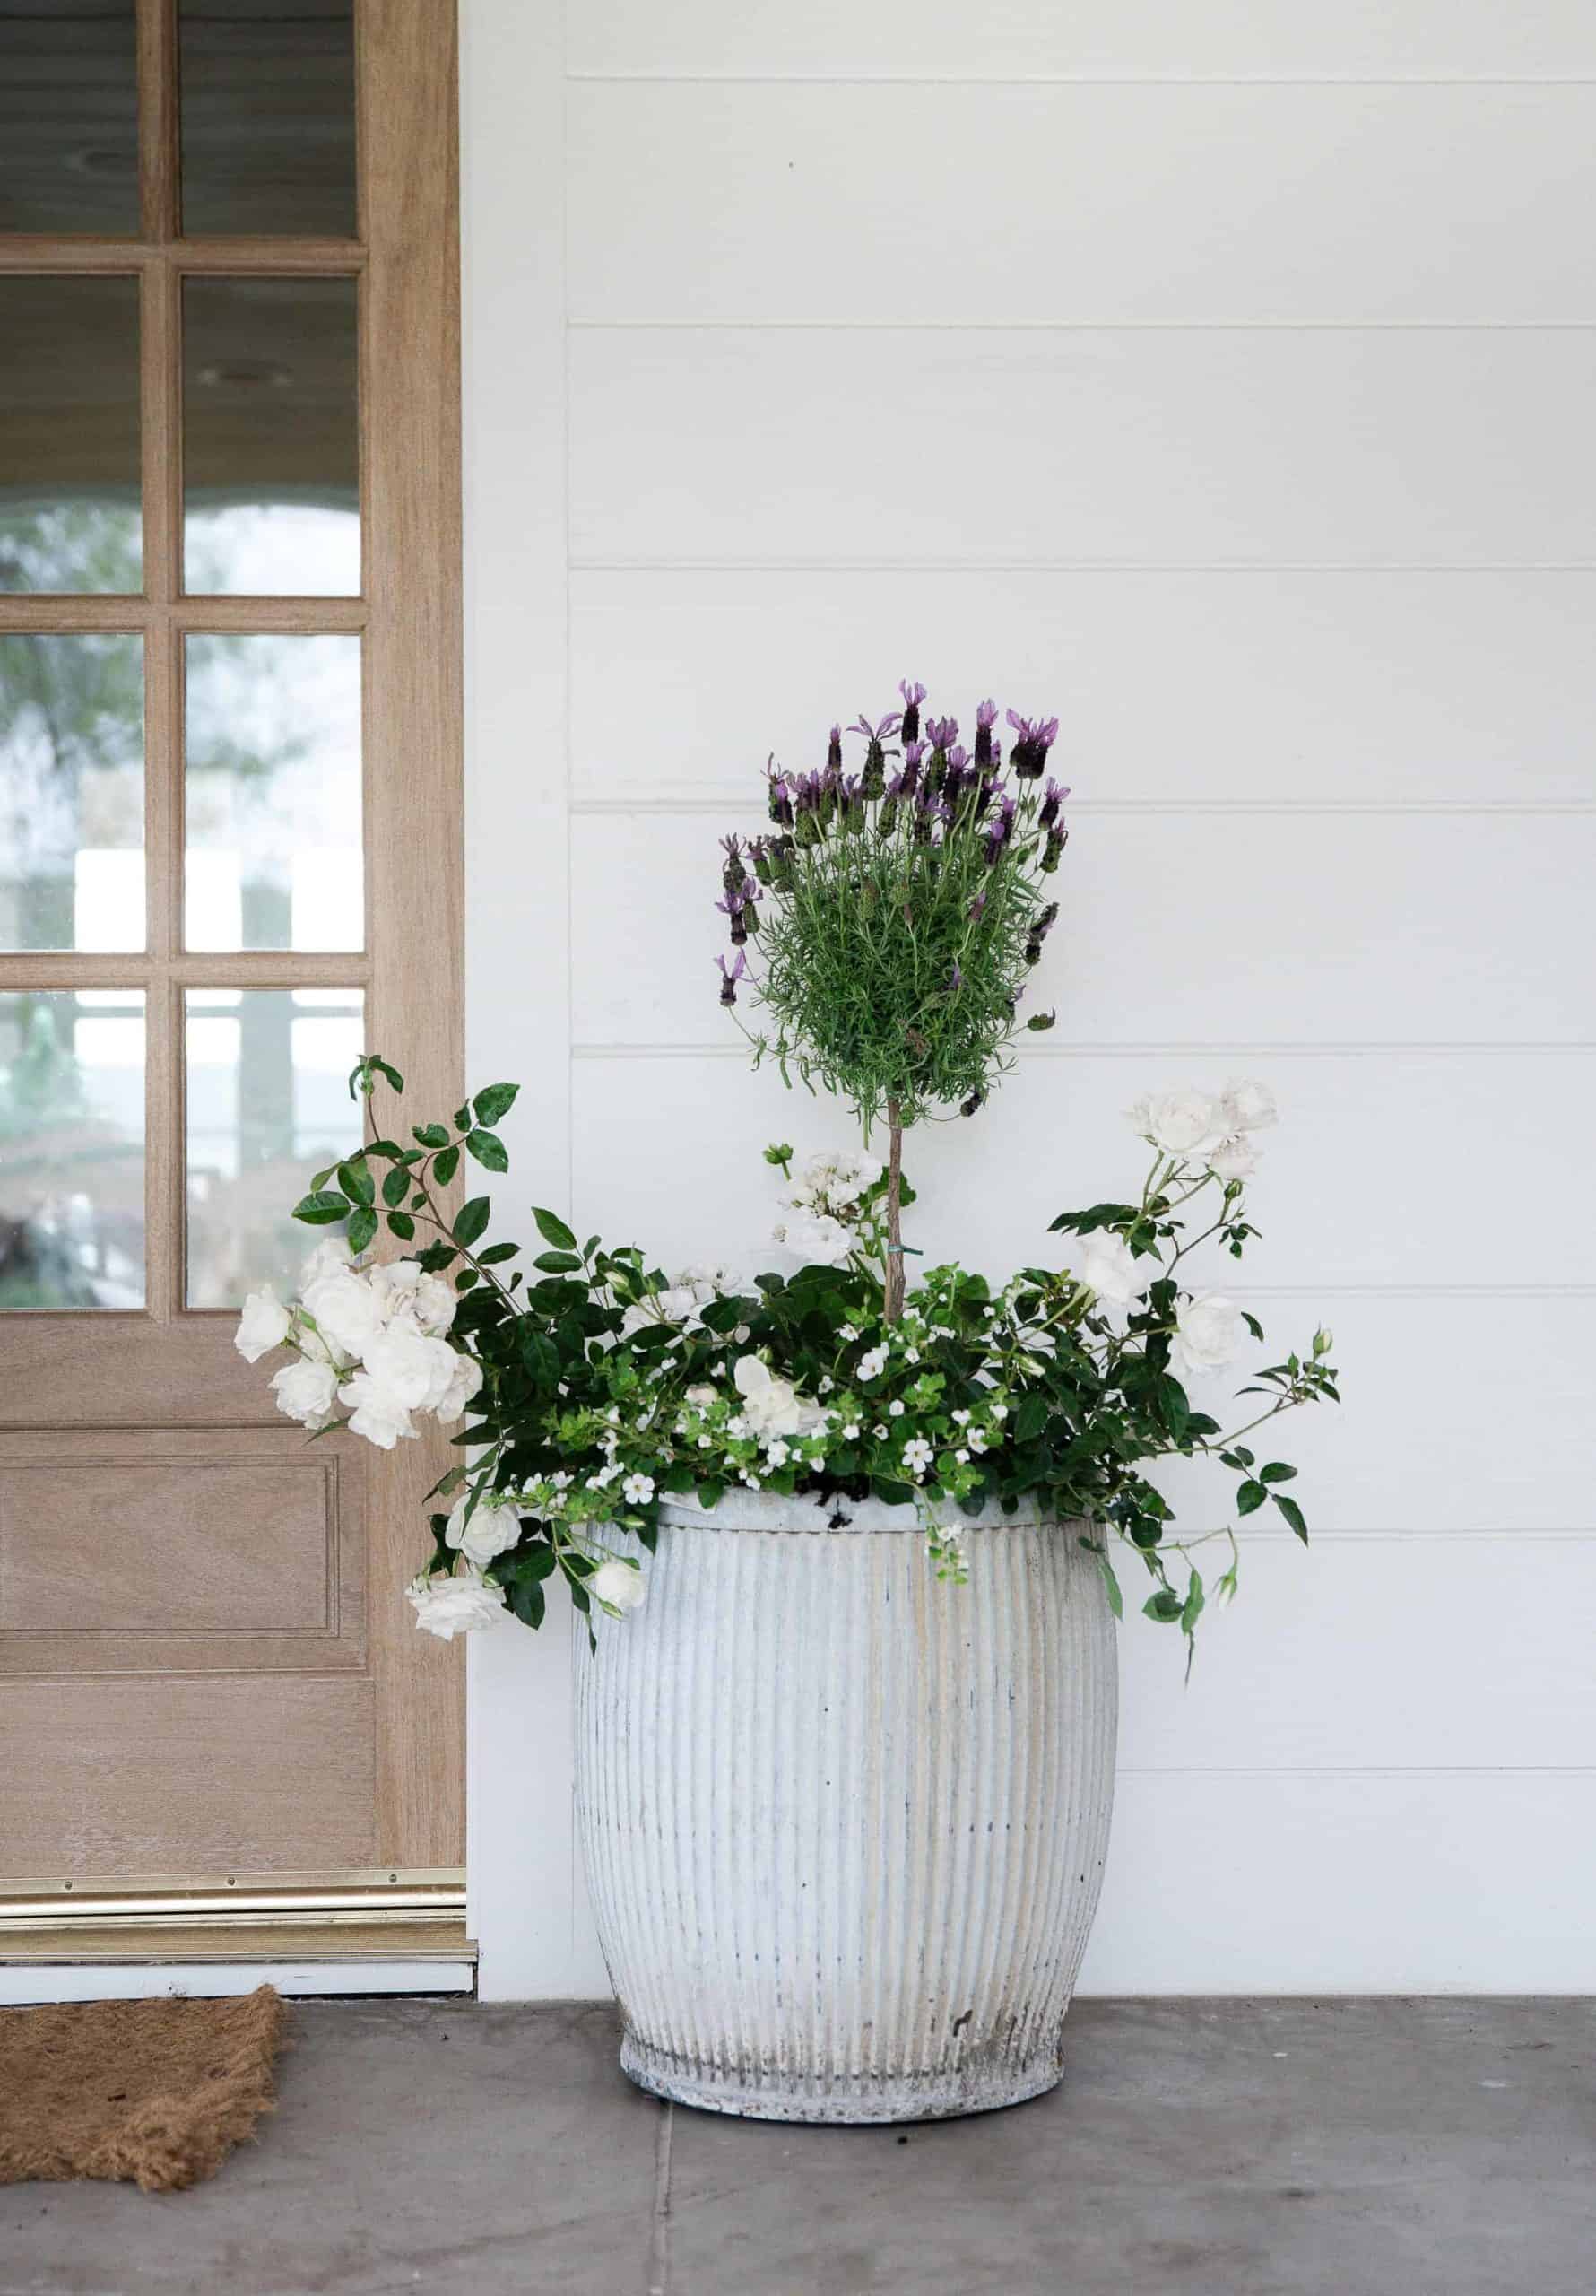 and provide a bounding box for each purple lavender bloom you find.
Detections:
[828,723,844,772]
[959,1085,986,1118]
[924,715,958,752]
[898,679,926,744]
[976,699,998,728]
[720,832,747,893]
[1037,777,1070,831]
[967,889,987,921]
[974,698,998,766]
[948,961,964,992]
[716,888,750,944]
[1005,709,1060,780]
[1042,825,1068,873]
[899,739,924,799]
[716,949,747,1005]
[851,711,902,745]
